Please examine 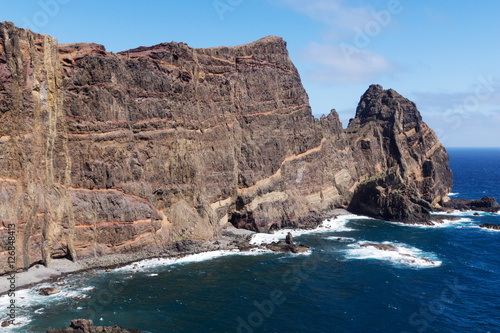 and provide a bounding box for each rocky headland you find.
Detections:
[0,21,455,276]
